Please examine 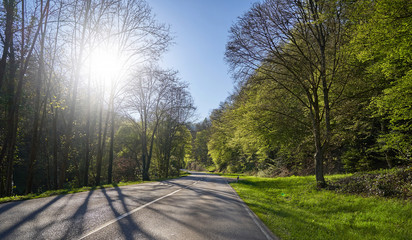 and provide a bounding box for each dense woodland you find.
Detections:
[188,0,412,187]
[0,0,411,197]
[0,0,195,197]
